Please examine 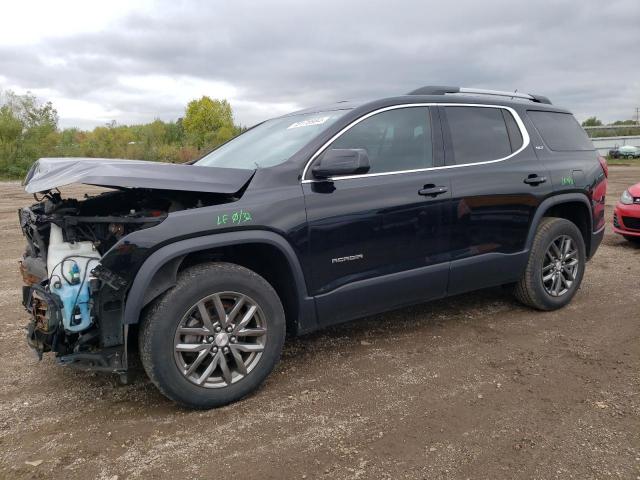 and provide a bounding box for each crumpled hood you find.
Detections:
[23,157,255,194]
